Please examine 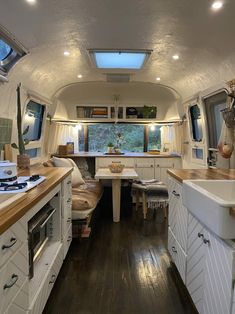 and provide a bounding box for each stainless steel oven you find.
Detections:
[28,203,56,279]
